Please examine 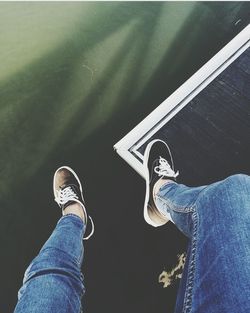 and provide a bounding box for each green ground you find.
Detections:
[0,2,248,312]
